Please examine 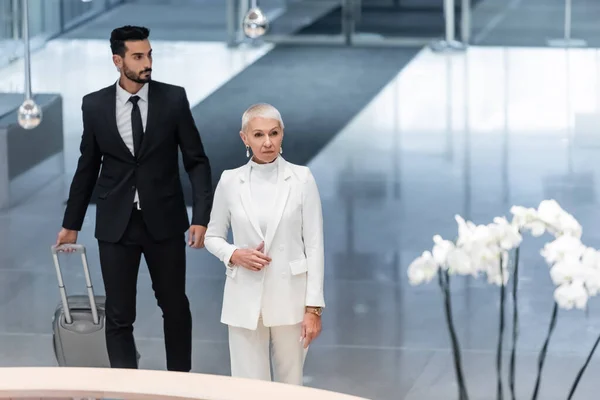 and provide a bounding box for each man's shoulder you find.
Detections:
[82,84,112,103]
[150,80,186,96]
[81,80,187,106]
